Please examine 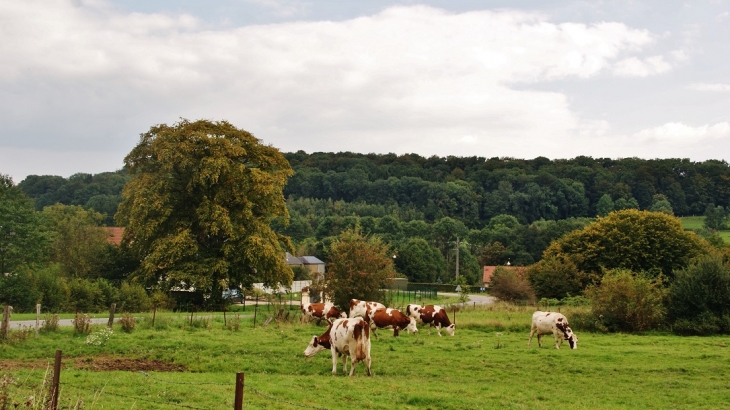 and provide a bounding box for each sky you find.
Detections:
[1,0,729,182]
